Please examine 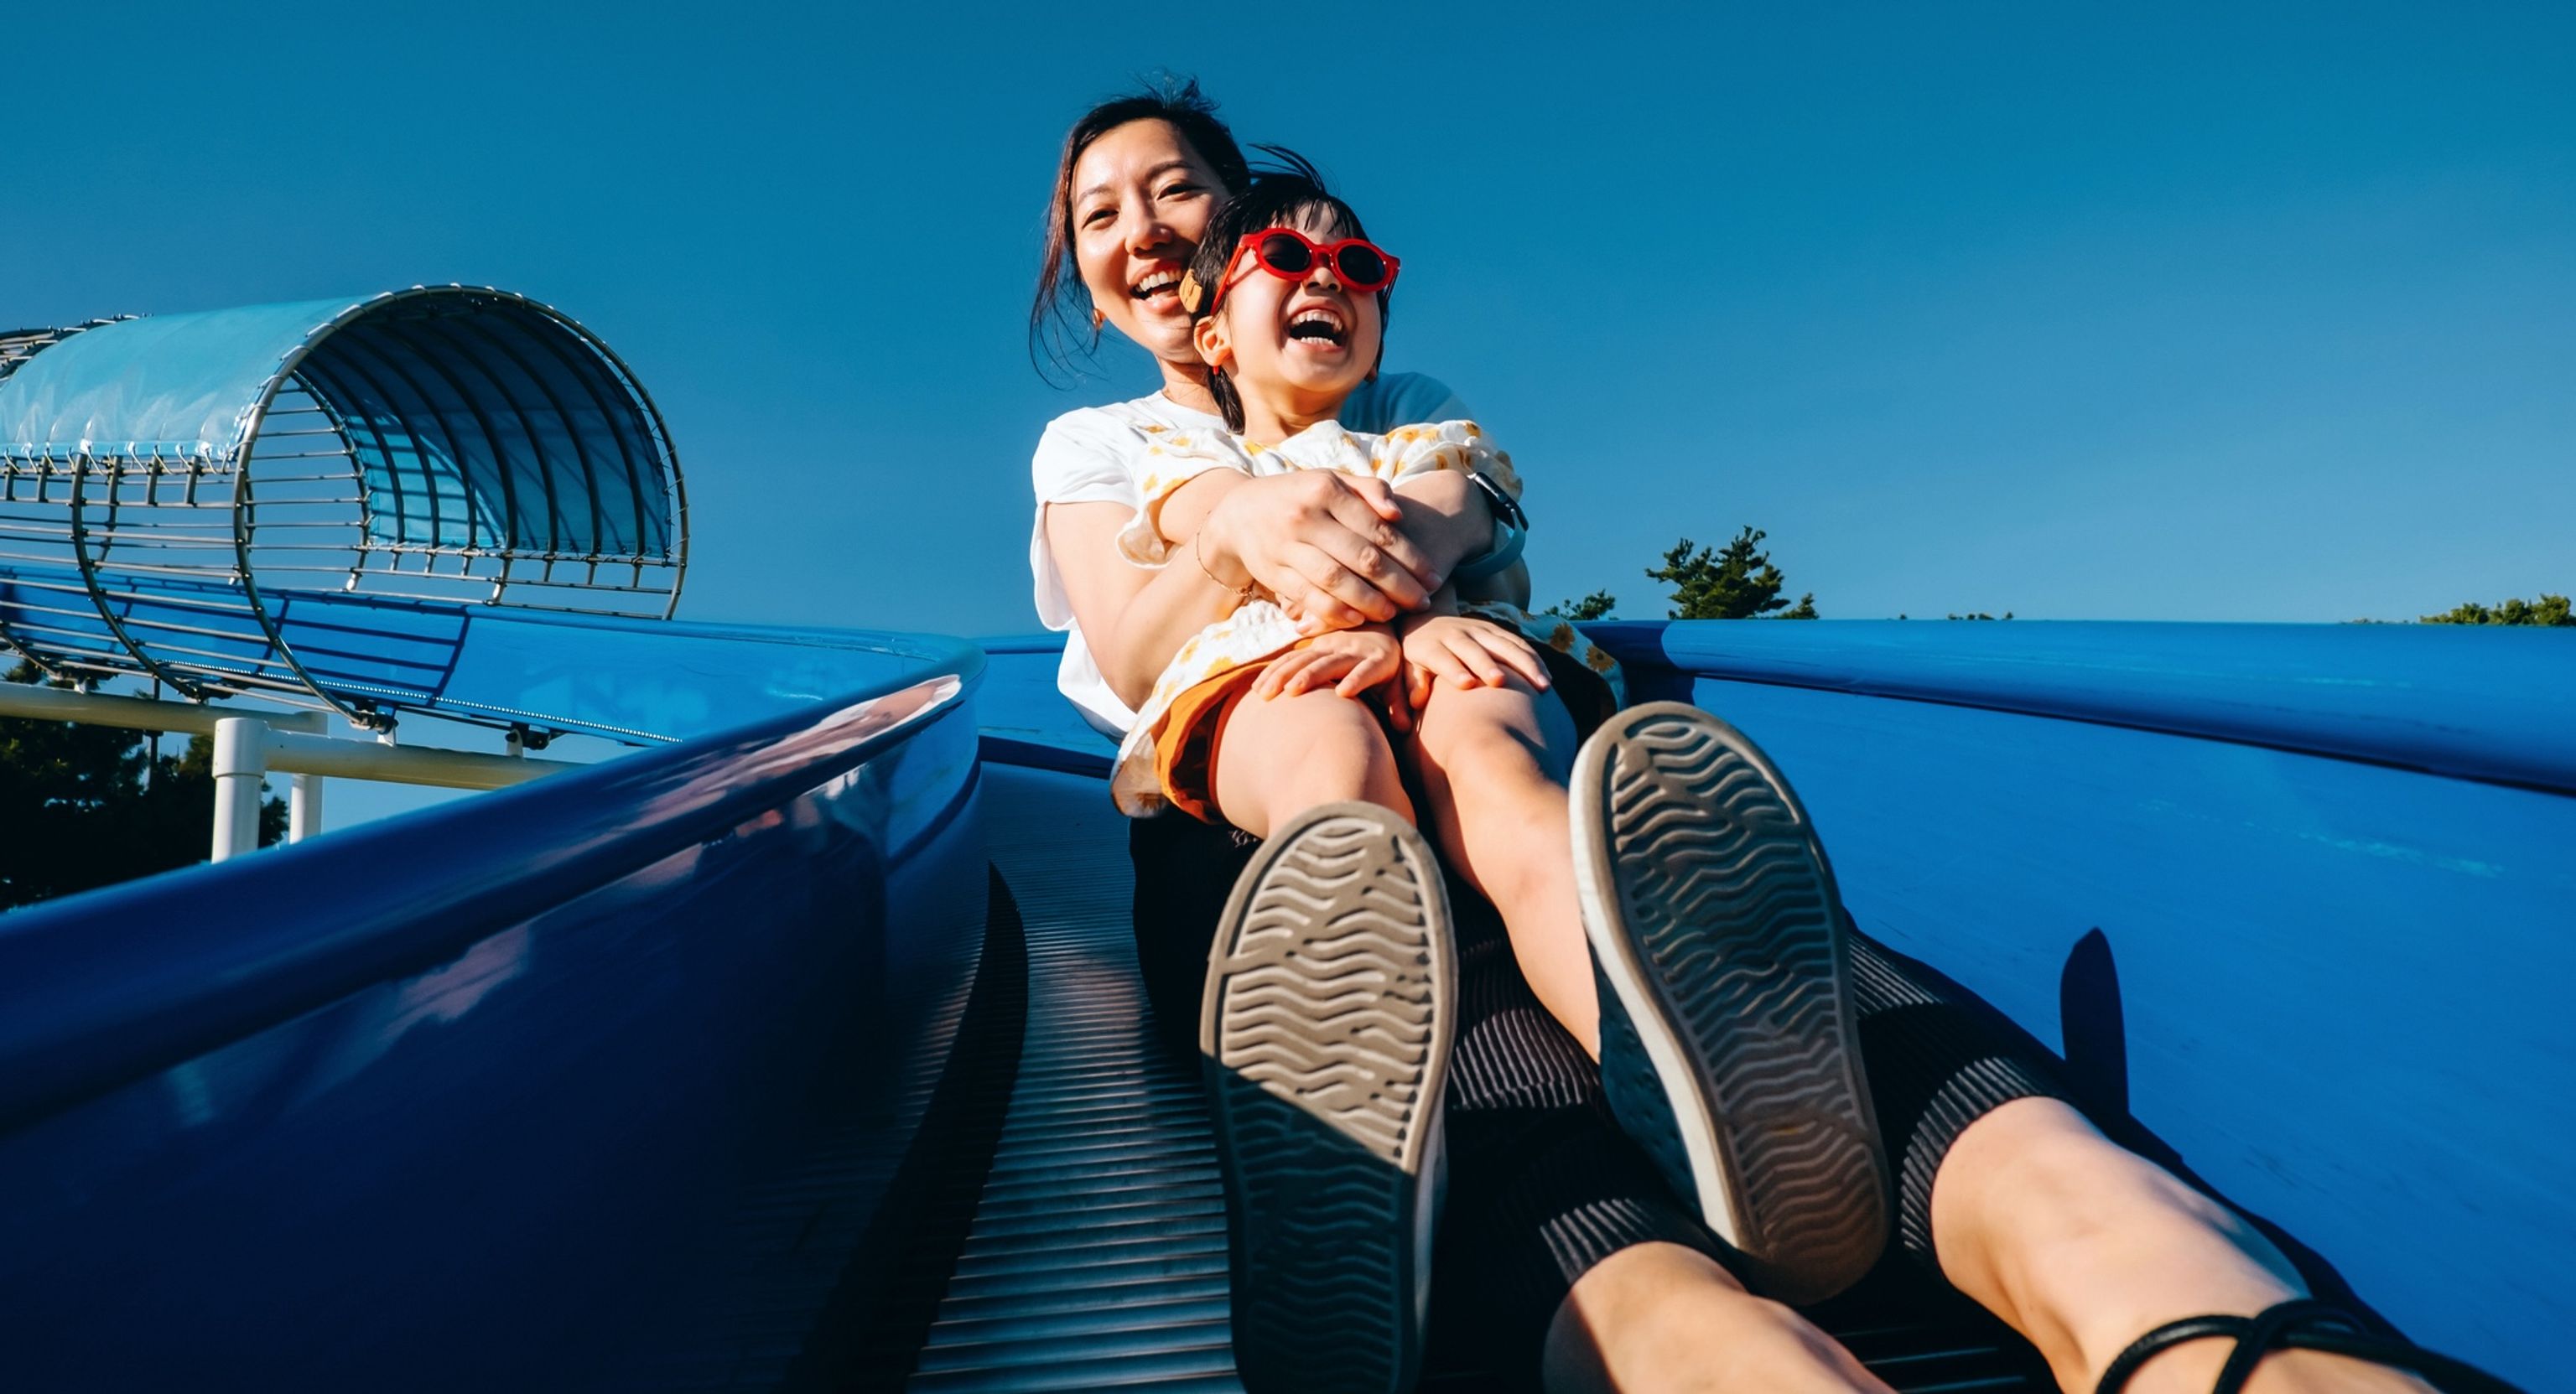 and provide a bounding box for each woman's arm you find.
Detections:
[1457,558,1532,609]
[1391,470,1526,606]
[1389,470,1494,583]
[1348,378,1520,600]
[1048,468,1467,708]
[1047,497,1248,709]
